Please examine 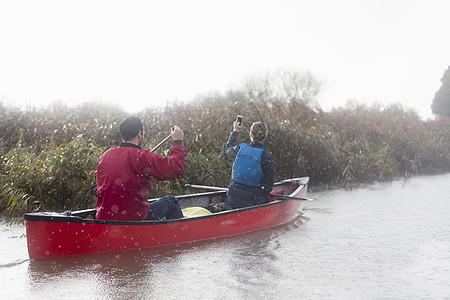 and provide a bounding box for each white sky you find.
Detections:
[1,0,449,120]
